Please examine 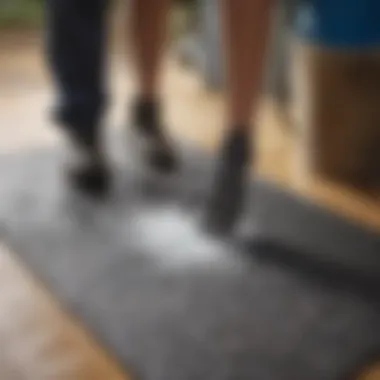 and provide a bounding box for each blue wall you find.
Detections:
[297,0,380,47]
